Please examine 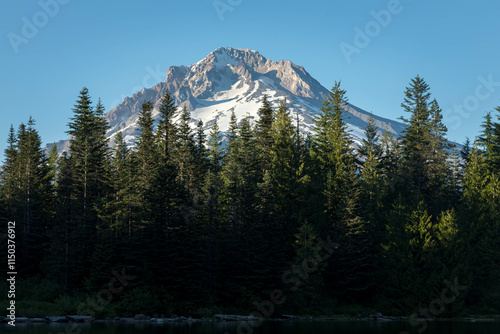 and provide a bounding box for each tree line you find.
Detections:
[1,76,500,316]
